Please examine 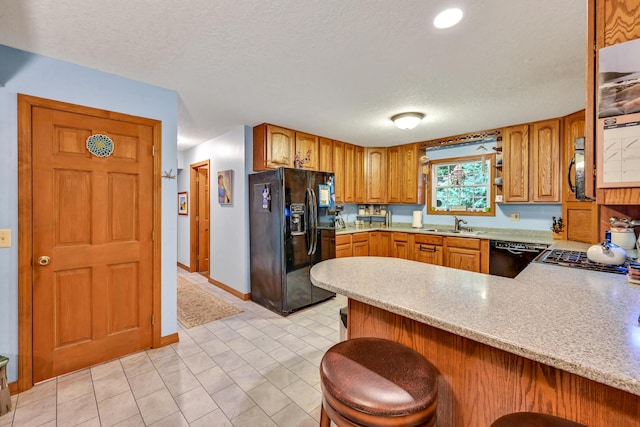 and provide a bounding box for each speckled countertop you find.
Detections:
[310,246,640,397]
[335,223,555,245]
